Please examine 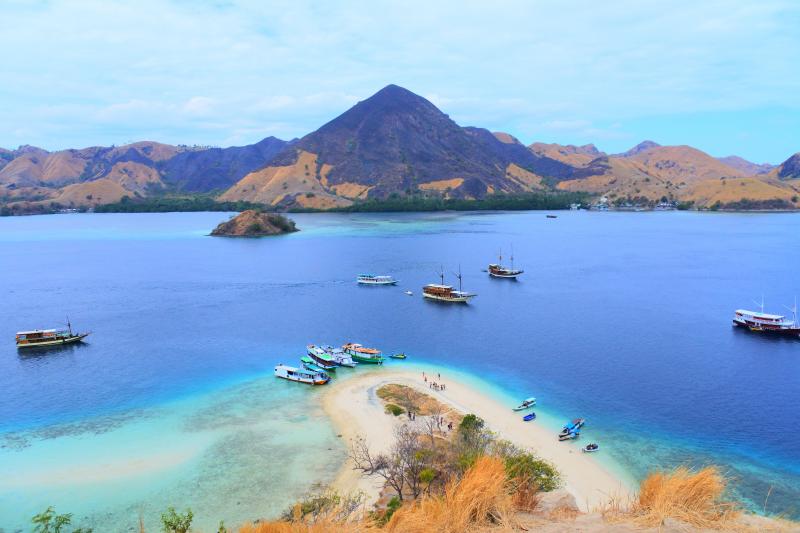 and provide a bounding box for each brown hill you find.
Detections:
[210,209,298,237]
[717,155,775,176]
[529,142,603,168]
[549,141,798,207]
